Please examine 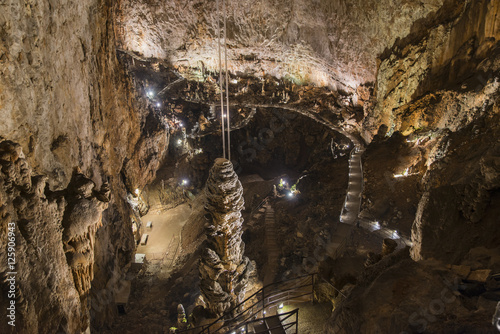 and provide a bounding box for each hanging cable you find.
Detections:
[216,0,226,159]
[223,0,231,161]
